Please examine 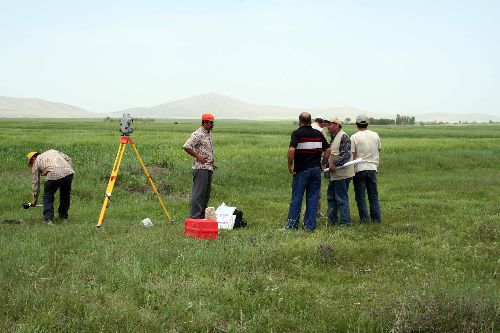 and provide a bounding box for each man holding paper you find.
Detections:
[351,114,382,223]
[326,116,354,227]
